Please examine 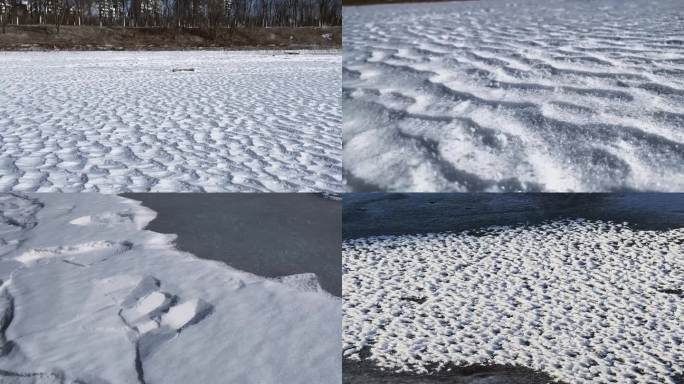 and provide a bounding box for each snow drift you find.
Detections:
[343,0,684,192]
[0,51,342,193]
